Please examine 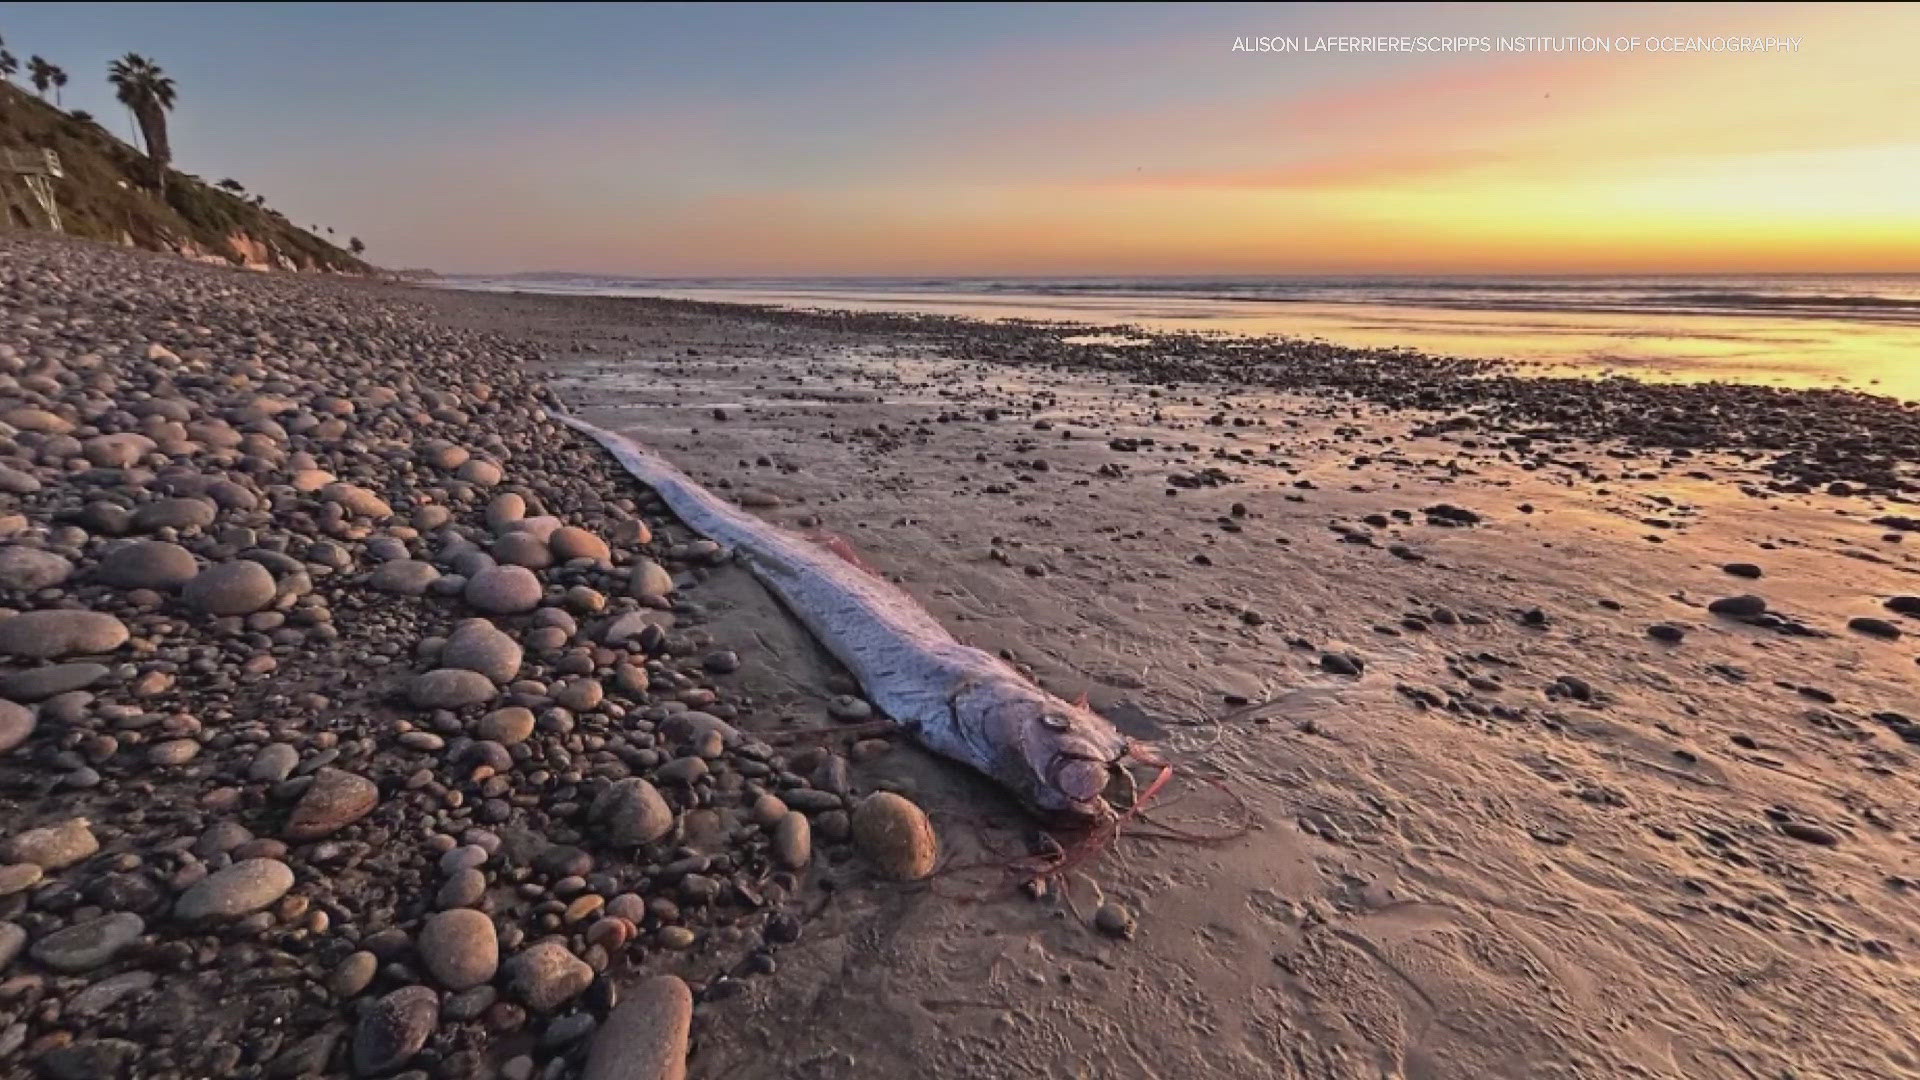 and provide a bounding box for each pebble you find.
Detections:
[441,621,524,682]
[1707,595,1767,618]
[409,669,498,710]
[285,768,379,839]
[29,911,144,973]
[353,985,439,1076]
[466,564,543,614]
[95,540,198,590]
[851,792,938,881]
[478,706,537,745]
[0,863,43,895]
[250,742,301,783]
[1,662,109,701]
[331,950,379,998]
[1094,902,1137,939]
[1,817,98,868]
[0,921,22,969]
[550,526,611,563]
[1849,617,1901,640]
[1320,652,1364,676]
[34,1039,141,1080]
[323,482,395,521]
[175,858,295,920]
[369,560,441,596]
[0,700,32,754]
[418,908,499,990]
[628,559,674,600]
[505,939,595,1012]
[184,560,278,615]
[1647,623,1686,643]
[0,610,129,658]
[587,778,673,848]
[132,497,217,533]
[0,545,72,591]
[773,811,811,869]
[582,975,692,1080]
[438,867,488,909]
